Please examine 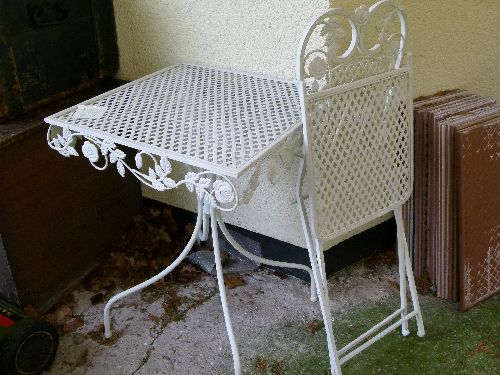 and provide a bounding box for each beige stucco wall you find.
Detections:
[113,0,500,248]
[330,0,500,101]
[114,0,328,81]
